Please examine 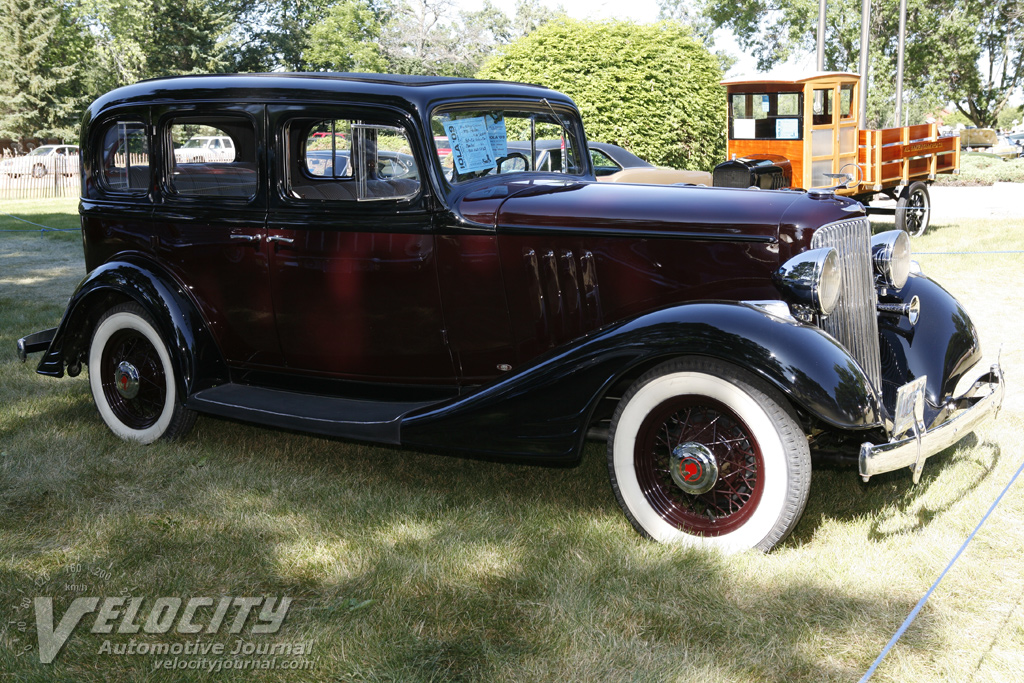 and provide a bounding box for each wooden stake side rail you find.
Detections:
[856,123,959,193]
